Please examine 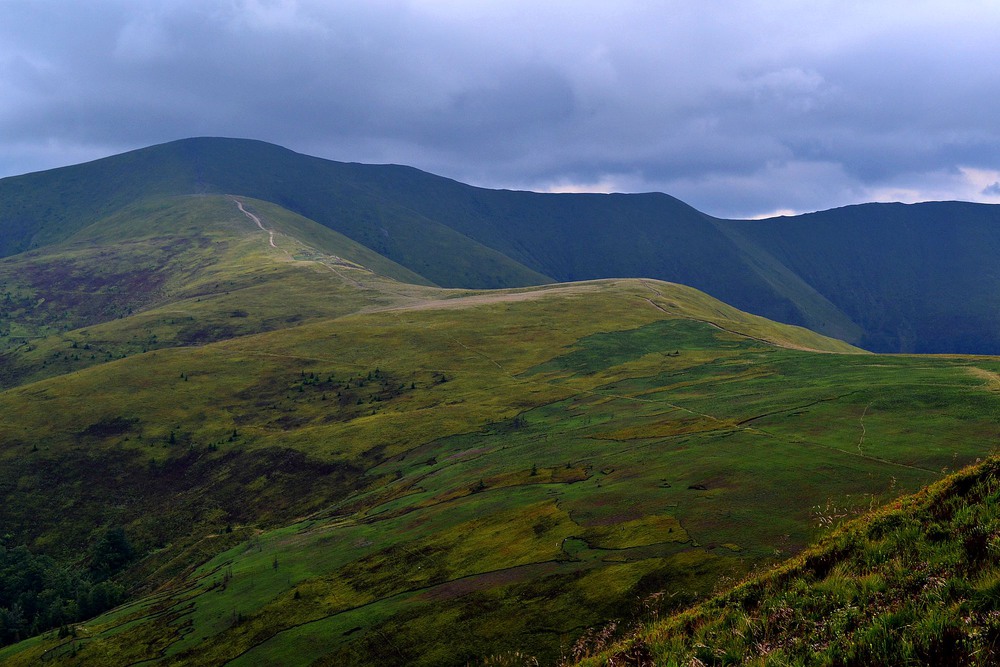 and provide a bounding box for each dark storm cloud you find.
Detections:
[3,0,1000,217]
